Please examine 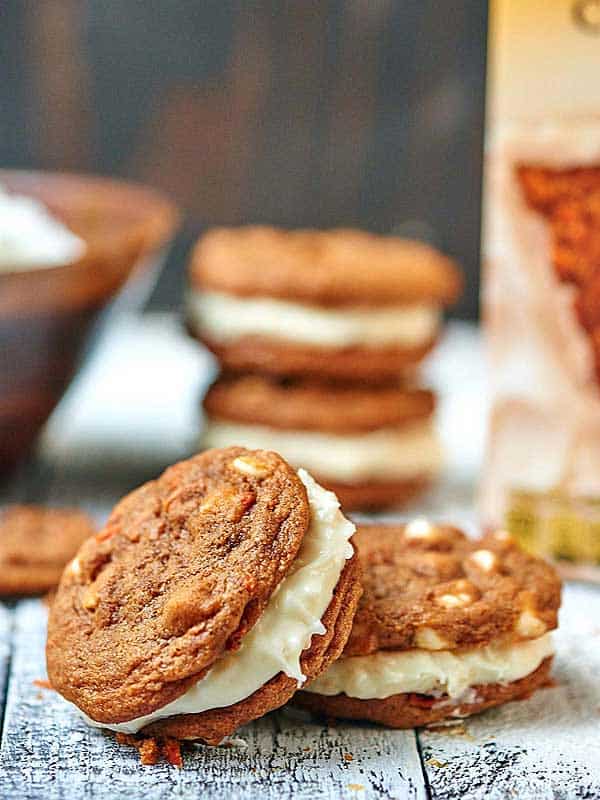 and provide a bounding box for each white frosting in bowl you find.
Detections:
[81,469,355,734]
[0,184,85,272]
